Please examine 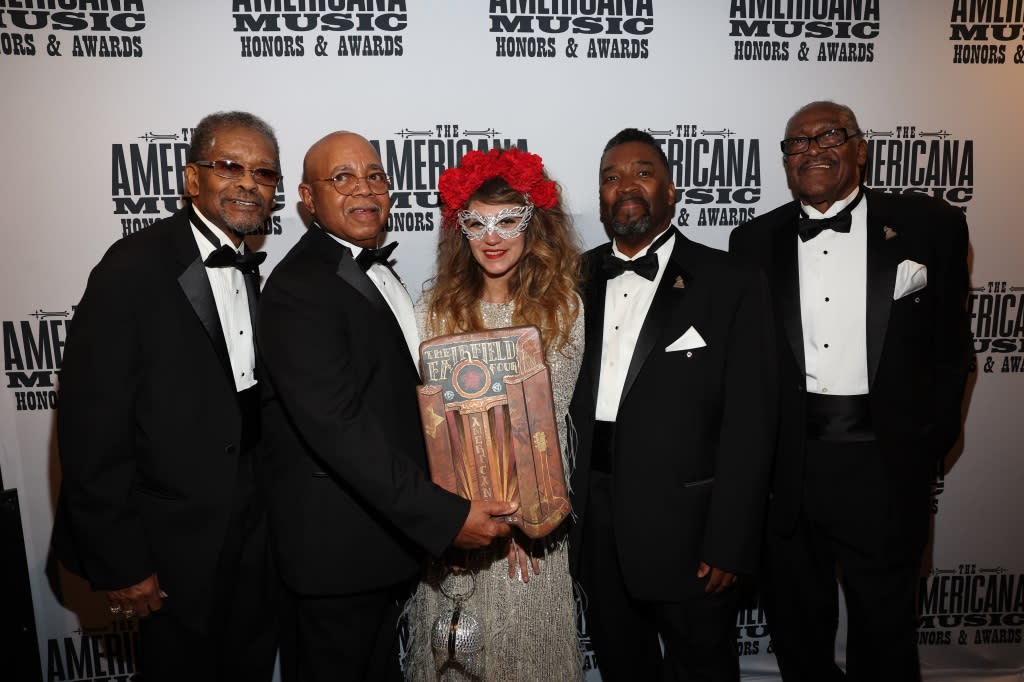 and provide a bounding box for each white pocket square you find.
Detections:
[666,326,707,352]
[893,260,927,300]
